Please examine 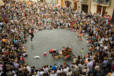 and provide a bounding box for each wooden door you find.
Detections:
[97,5,102,14]
[73,1,77,10]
